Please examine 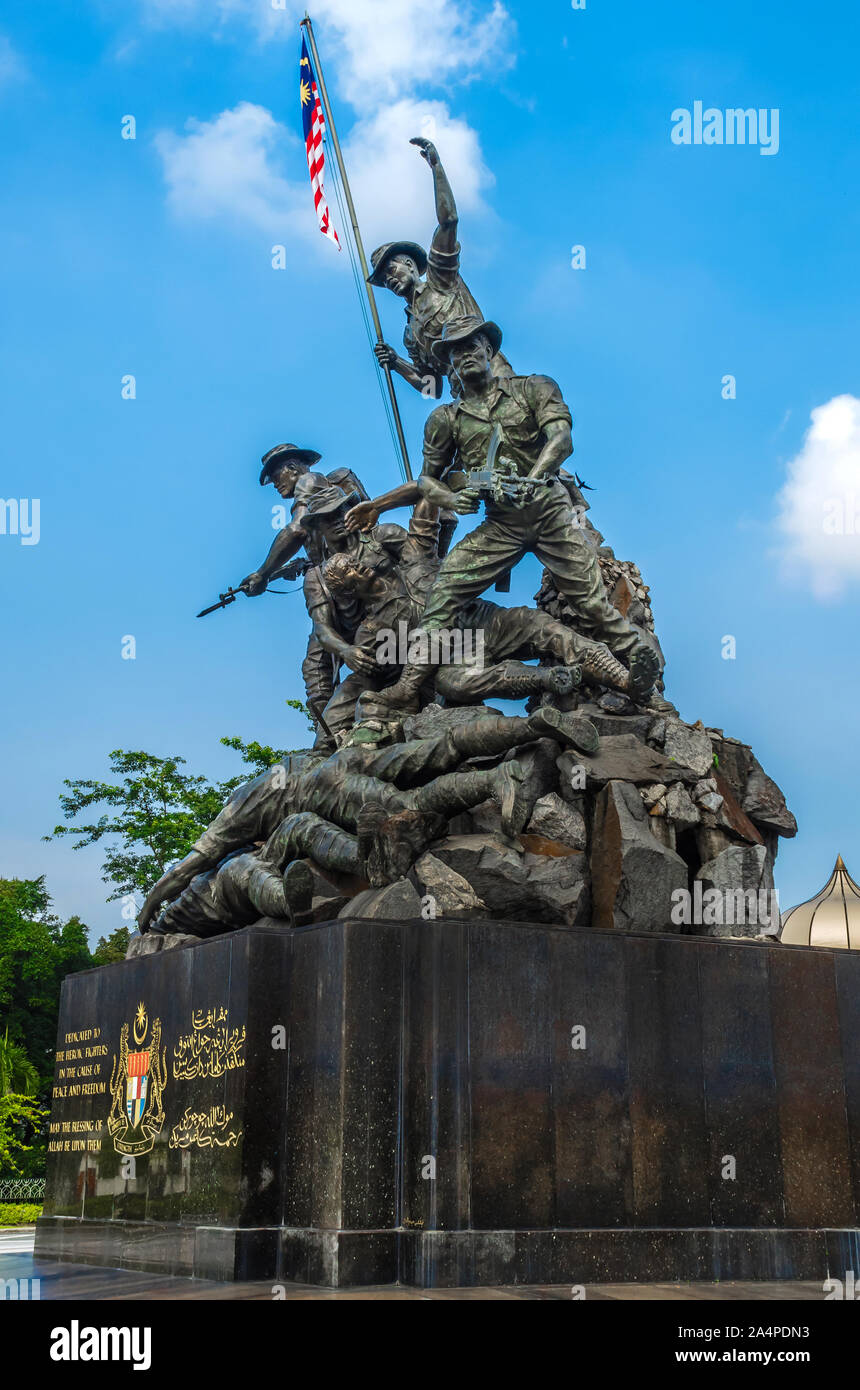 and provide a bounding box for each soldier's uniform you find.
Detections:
[419,372,651,665]
[152,712,576,938]
[404,245,514,395]
[282,465,370,712]
[369,239,514,396]
[319,501,618,735]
